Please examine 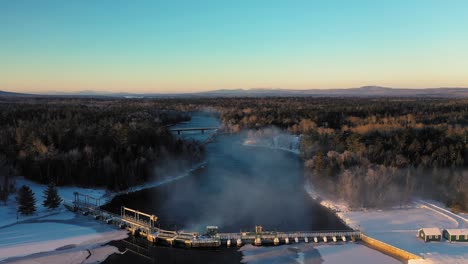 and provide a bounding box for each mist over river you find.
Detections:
[103,112,349,263]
